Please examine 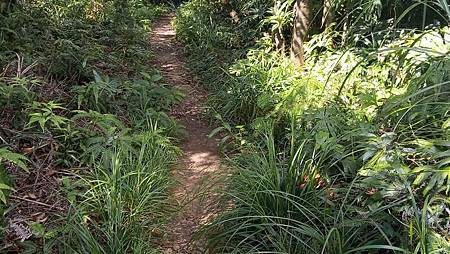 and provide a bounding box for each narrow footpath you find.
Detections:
[150,14,222,253]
